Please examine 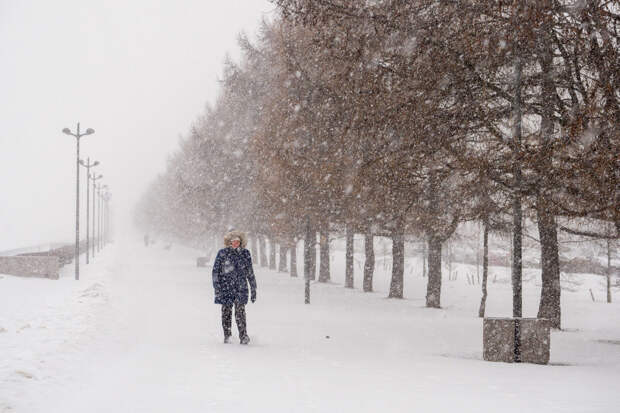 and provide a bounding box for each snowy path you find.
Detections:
[2,235,620,412]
